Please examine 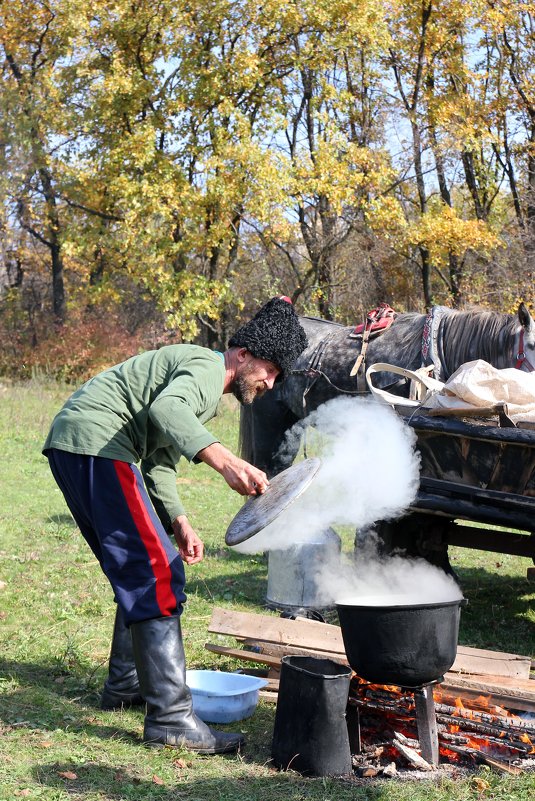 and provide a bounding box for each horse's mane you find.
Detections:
[439,308,515,376]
